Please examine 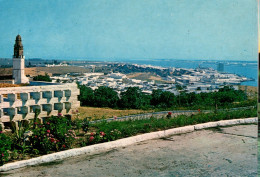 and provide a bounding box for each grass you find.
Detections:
[90,108,257,139]
[76,107,154,121]
[76,101,257,121]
